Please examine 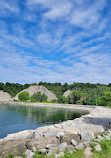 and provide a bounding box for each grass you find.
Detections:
[32,149,84,158]
[92,138,111,158]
